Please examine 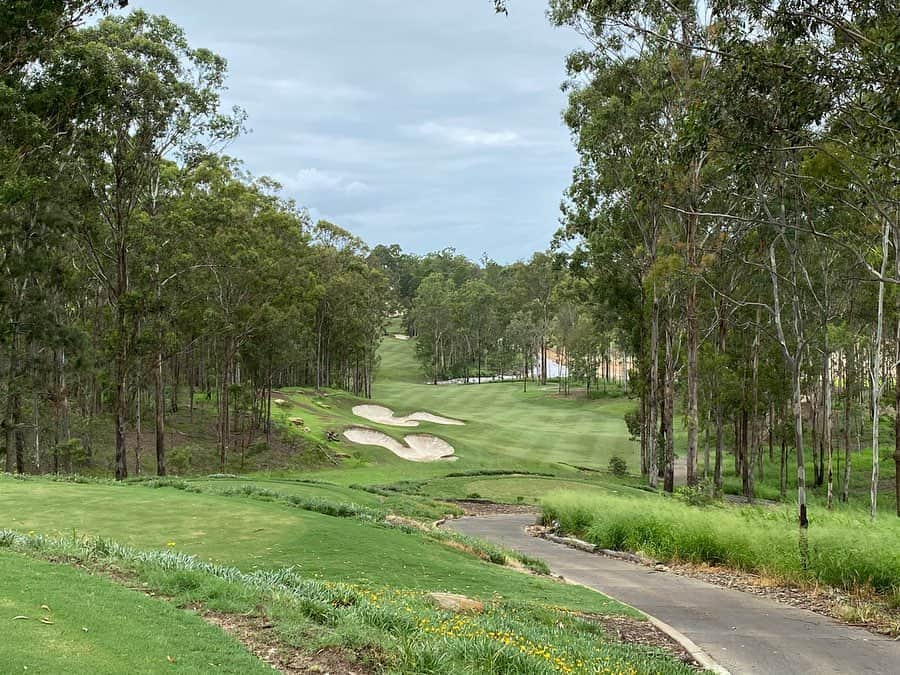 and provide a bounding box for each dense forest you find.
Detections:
[1,3,389,479]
